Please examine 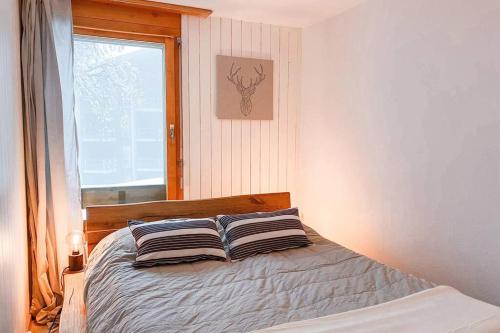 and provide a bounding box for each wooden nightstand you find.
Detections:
[59,271,86,333]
